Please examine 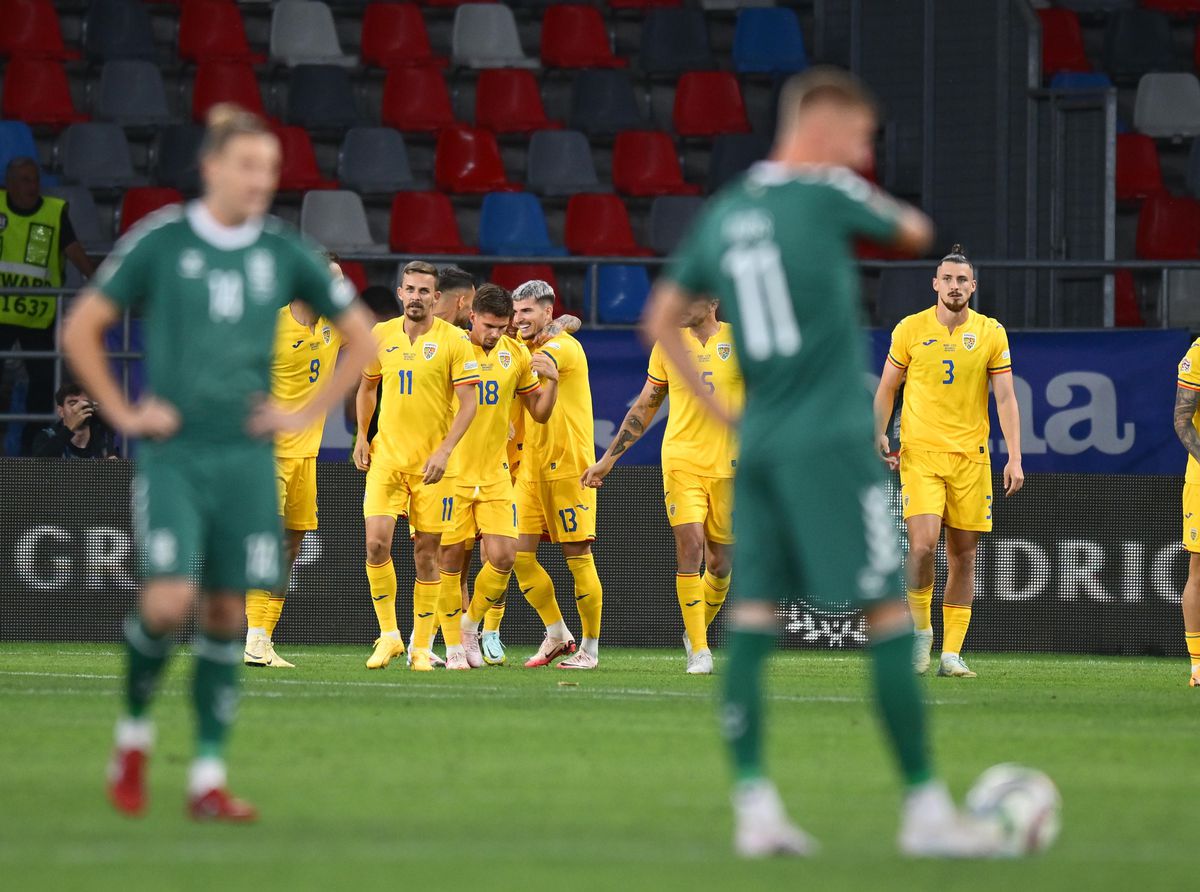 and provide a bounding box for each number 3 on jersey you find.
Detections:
[942,359,955,384]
